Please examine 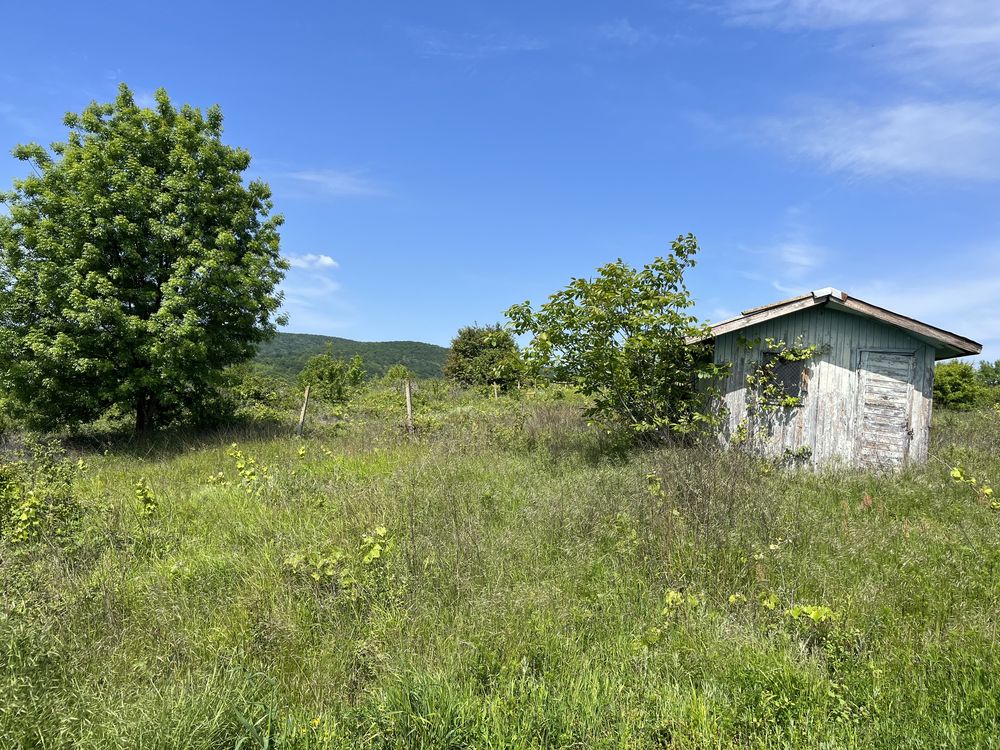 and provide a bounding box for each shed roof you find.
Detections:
[700,287,982,360]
